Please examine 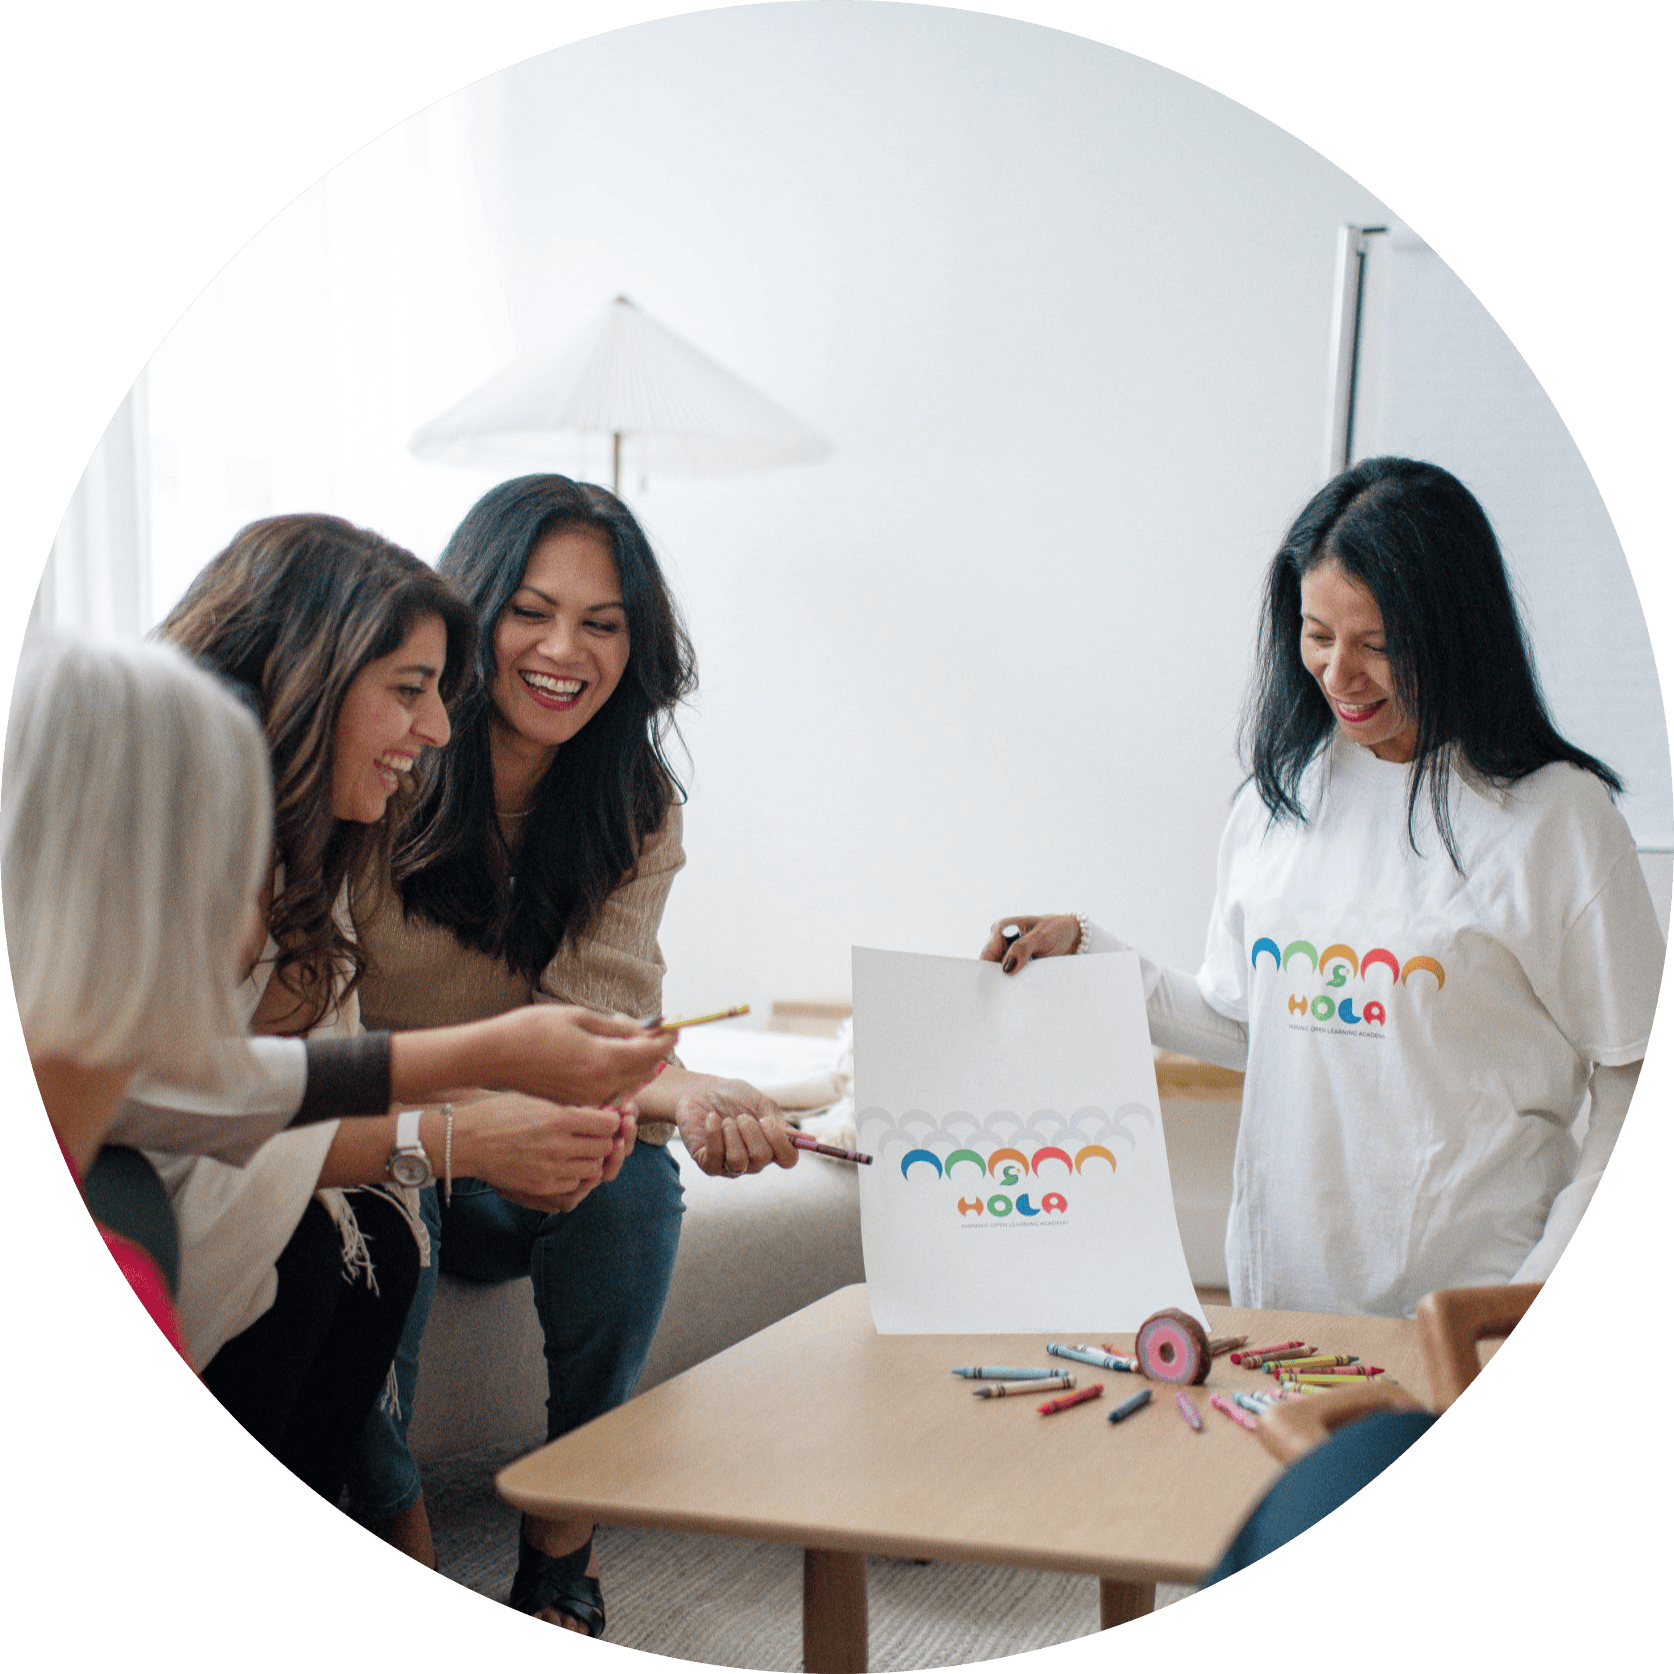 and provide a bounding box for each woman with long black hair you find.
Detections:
[984,457,1663,1319]
[343,476,796,1634]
